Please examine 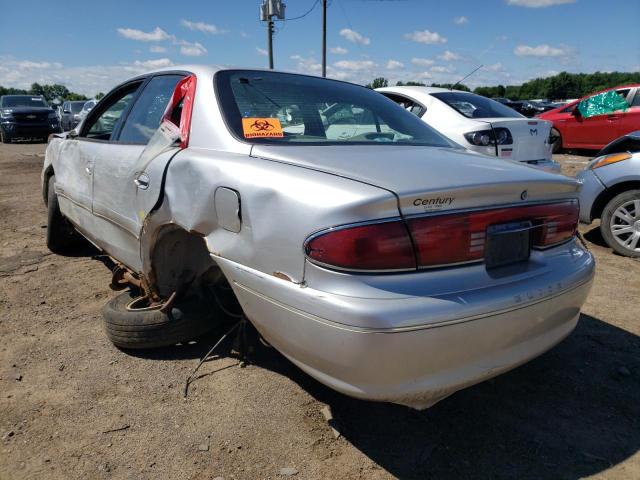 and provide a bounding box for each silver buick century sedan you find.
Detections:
[42,66,595,409]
